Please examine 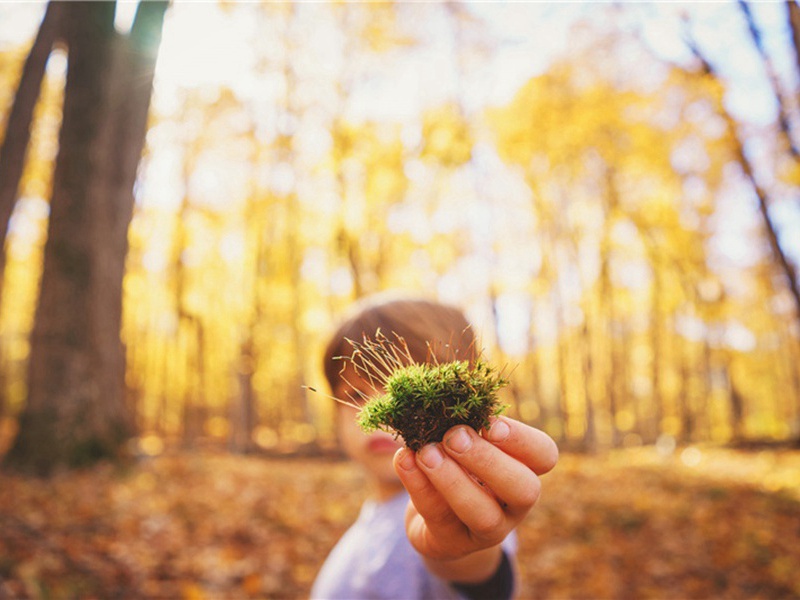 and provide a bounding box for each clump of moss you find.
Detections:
[340,332,508,451]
